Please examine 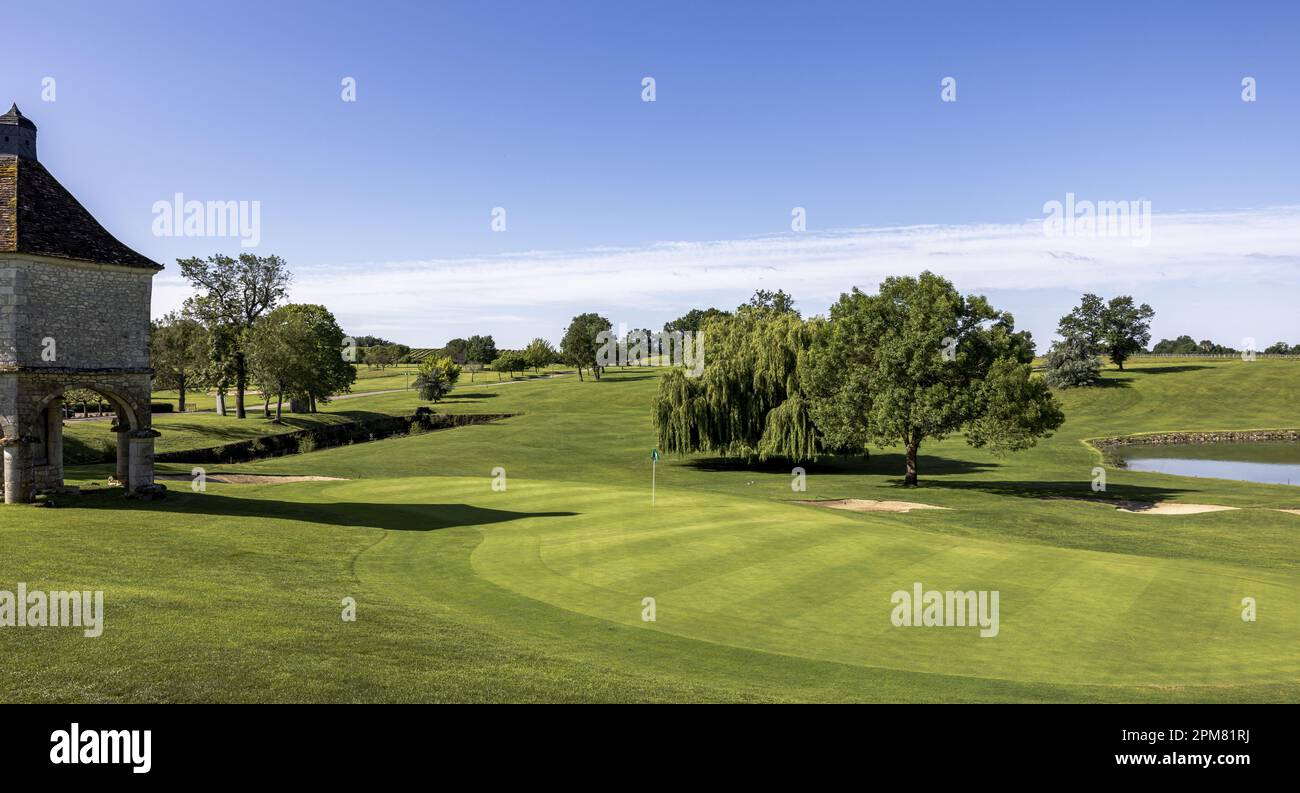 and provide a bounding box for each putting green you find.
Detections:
[340,476,1299,688]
